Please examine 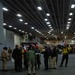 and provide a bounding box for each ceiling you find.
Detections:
[1,0,75,40]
